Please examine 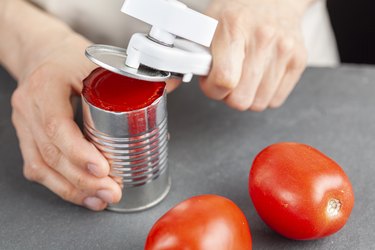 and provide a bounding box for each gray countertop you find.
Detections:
[1,65,375,250]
